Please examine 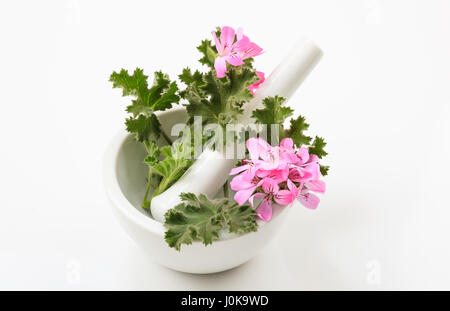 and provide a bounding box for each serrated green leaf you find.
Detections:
[143,140,160,166]
[309,136,328,158]
[164,193,258,251]
[147,71,171,104]
[178,68,205,99]
[150,138,193,197]
[320,165,330,176]
[283,115,312,147]
[184,68,258,127]
[179,67,204,85]
[125,114,161,143]
[110,68,149,99]
[110,68,180,142]
[224,203,258,234]
[197,40,217,68]
[164,193,225,250]
[252,95,293,125]
[126,99,153,117]
[252,95,293,145]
